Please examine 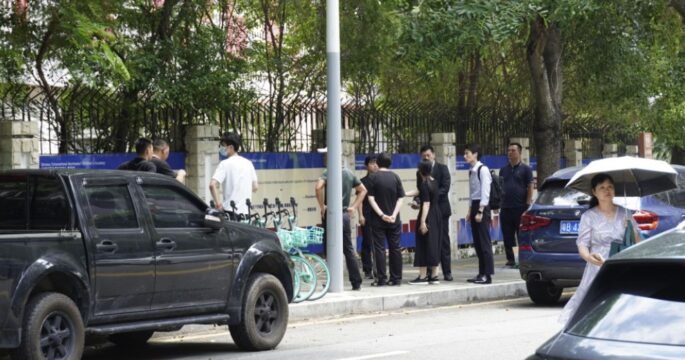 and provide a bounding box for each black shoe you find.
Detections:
[467,275,483,283]
[443,274,453,281]
[364,272,374,280]
[409,276,429,285]
[371,280,386,287]
[352,283,361,291]
[428,277,440,285]
[504,261,517,268]
[473,276,492,284]
[387,280,401,286]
